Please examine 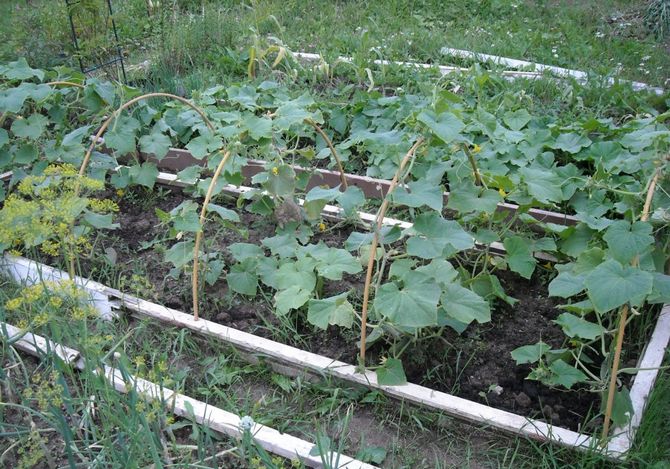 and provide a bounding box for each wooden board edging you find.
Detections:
[148,148,579,227]
[0,321,375,469]
[440,48,664,95]
[149,169,556,262]
[0,255,119,320]
[609,304,670,449]
[104,280,632,459]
